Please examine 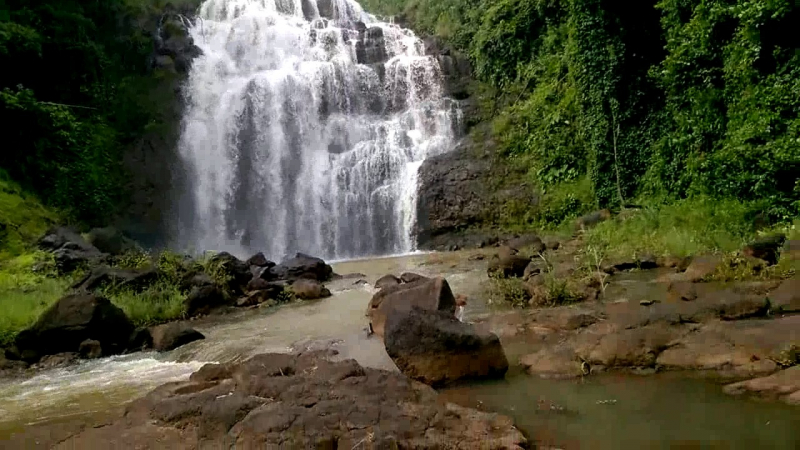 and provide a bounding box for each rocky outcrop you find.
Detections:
[86,227,138,255]
[72,266,160,293]
[57,351,527,448]
[14,293,135,362]
[374,273,401,289]
[384,308,509,387]
[38,226,104,273]
[366,277,457,338]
